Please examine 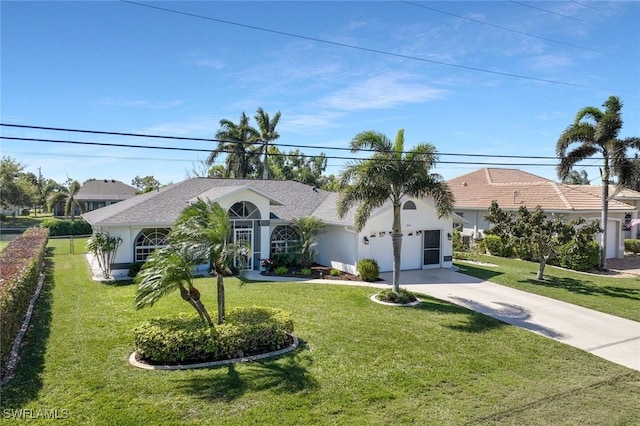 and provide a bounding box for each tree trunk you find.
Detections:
[217,272,225,325]
[601,170,609,270]
[391,203,402,294]
[536,257,547,280]
[262,142,269,180]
